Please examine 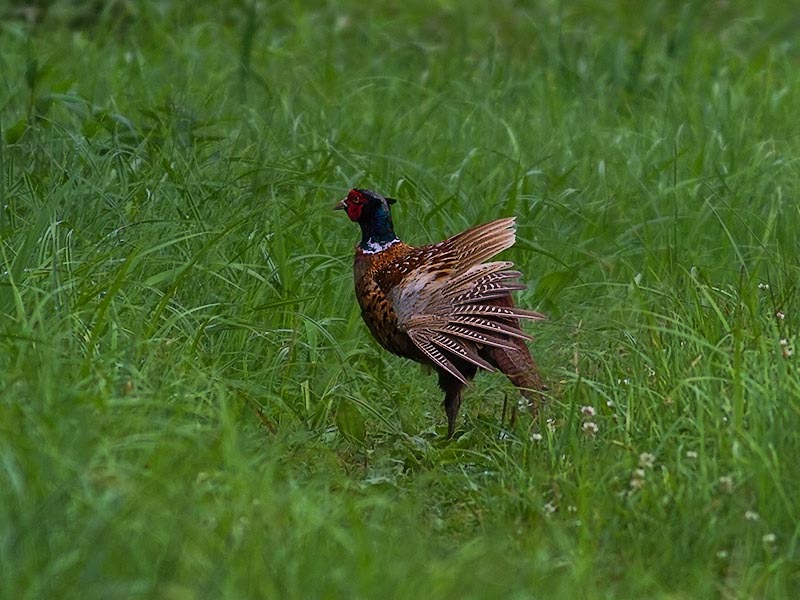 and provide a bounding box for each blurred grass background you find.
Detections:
[1,0,799,597]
